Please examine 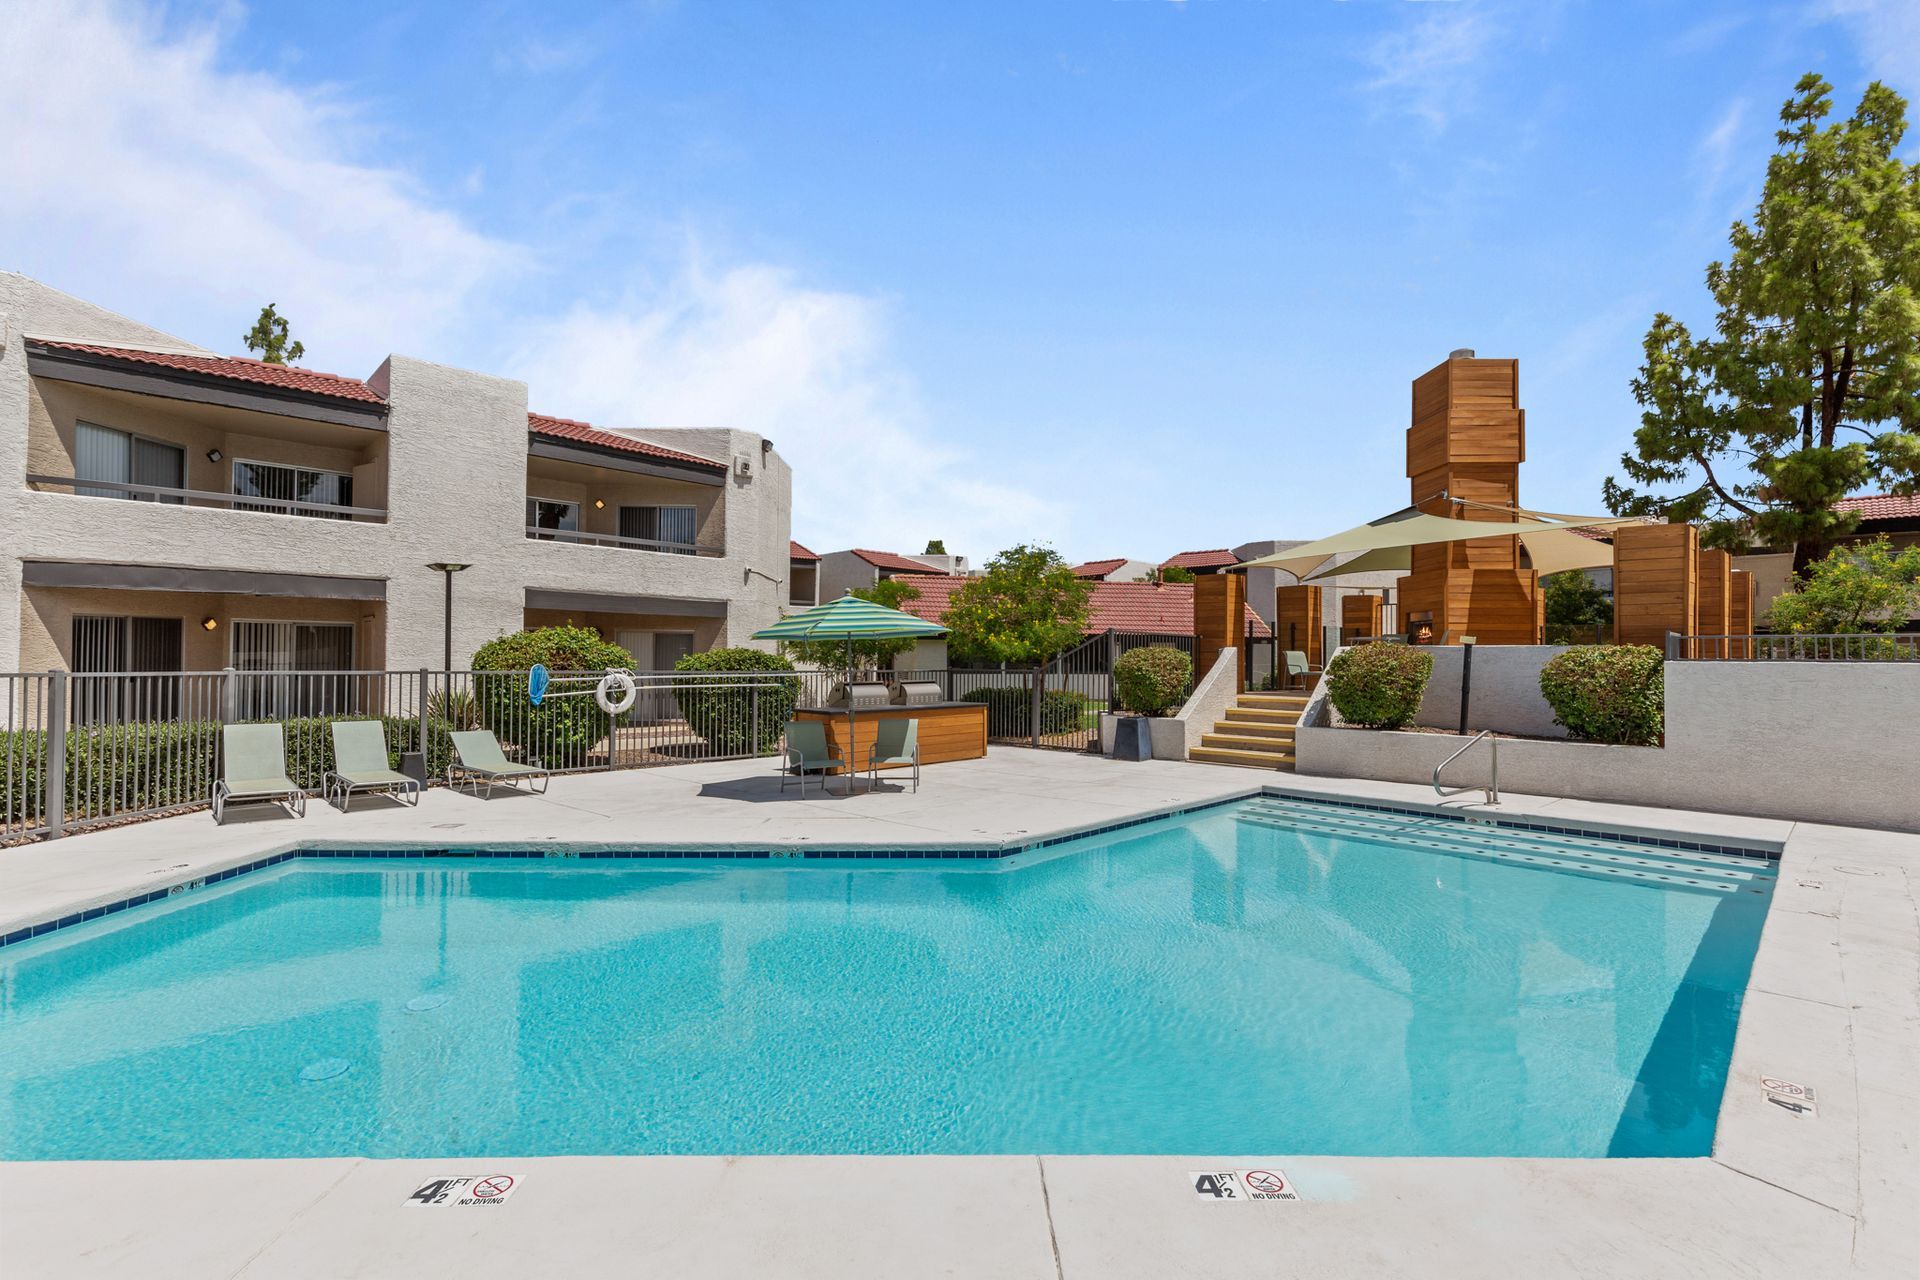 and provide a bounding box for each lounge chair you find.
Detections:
[779,720,847,797]
[212,723,307,824]
[323,720,421,811]
[1284,650,1313,689]
[866,717,920,793]
[447,729,551,798]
